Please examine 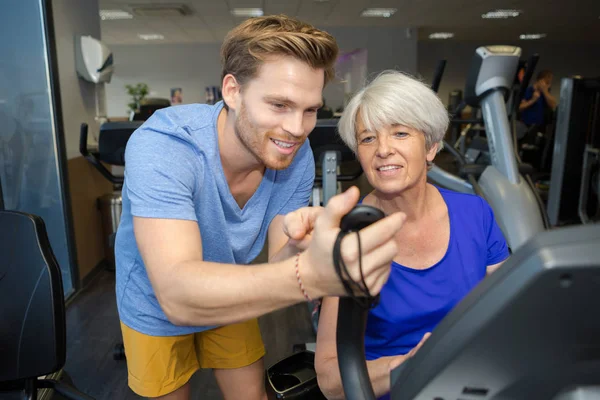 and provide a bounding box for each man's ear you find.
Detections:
[222,74,241,111]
